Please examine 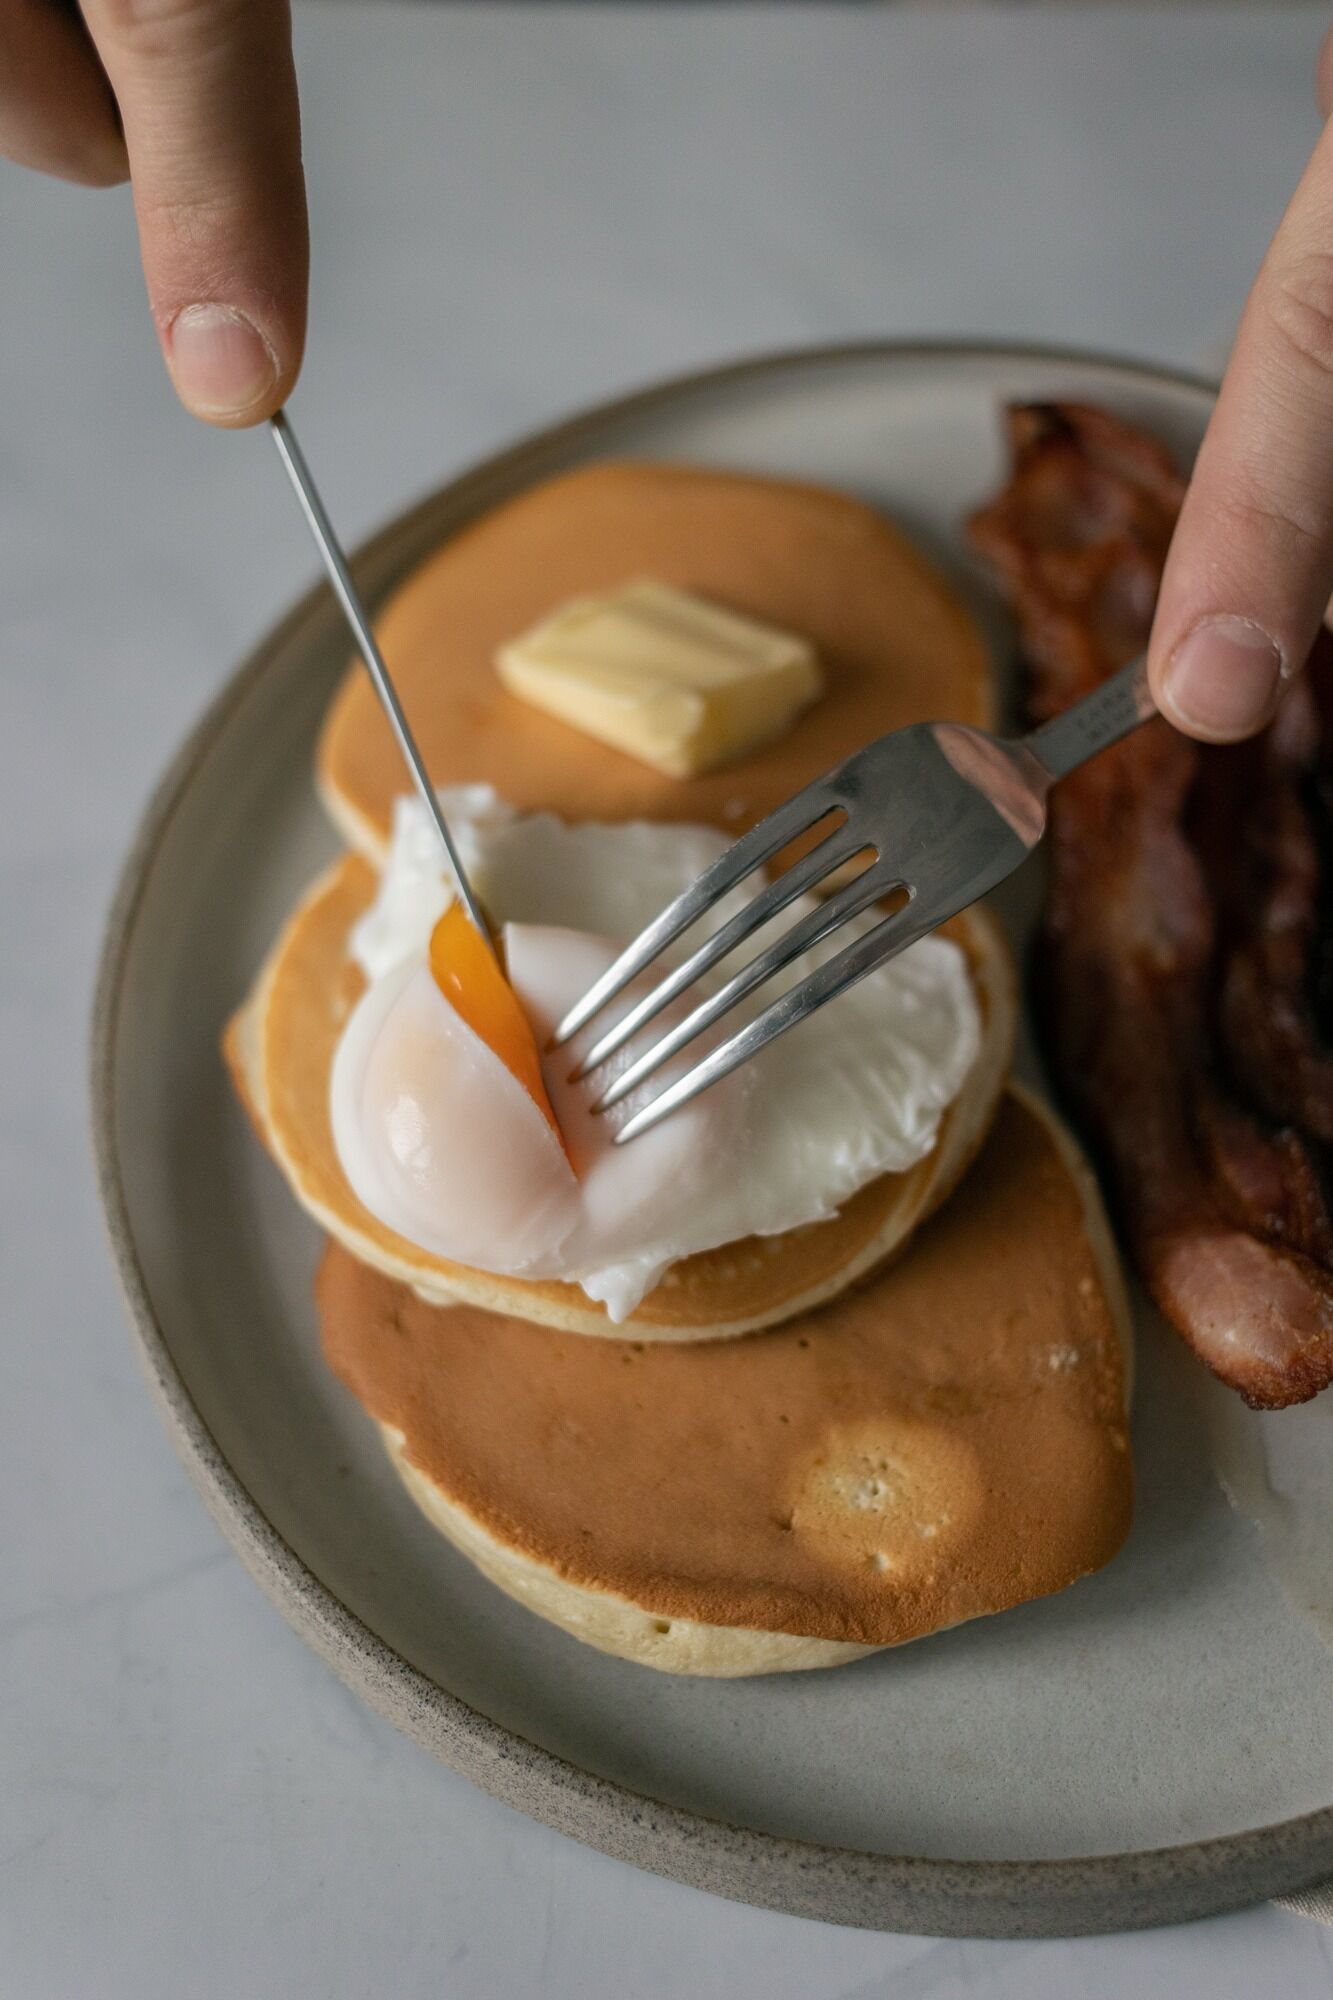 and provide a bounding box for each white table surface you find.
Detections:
[7,4,1333,1993]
